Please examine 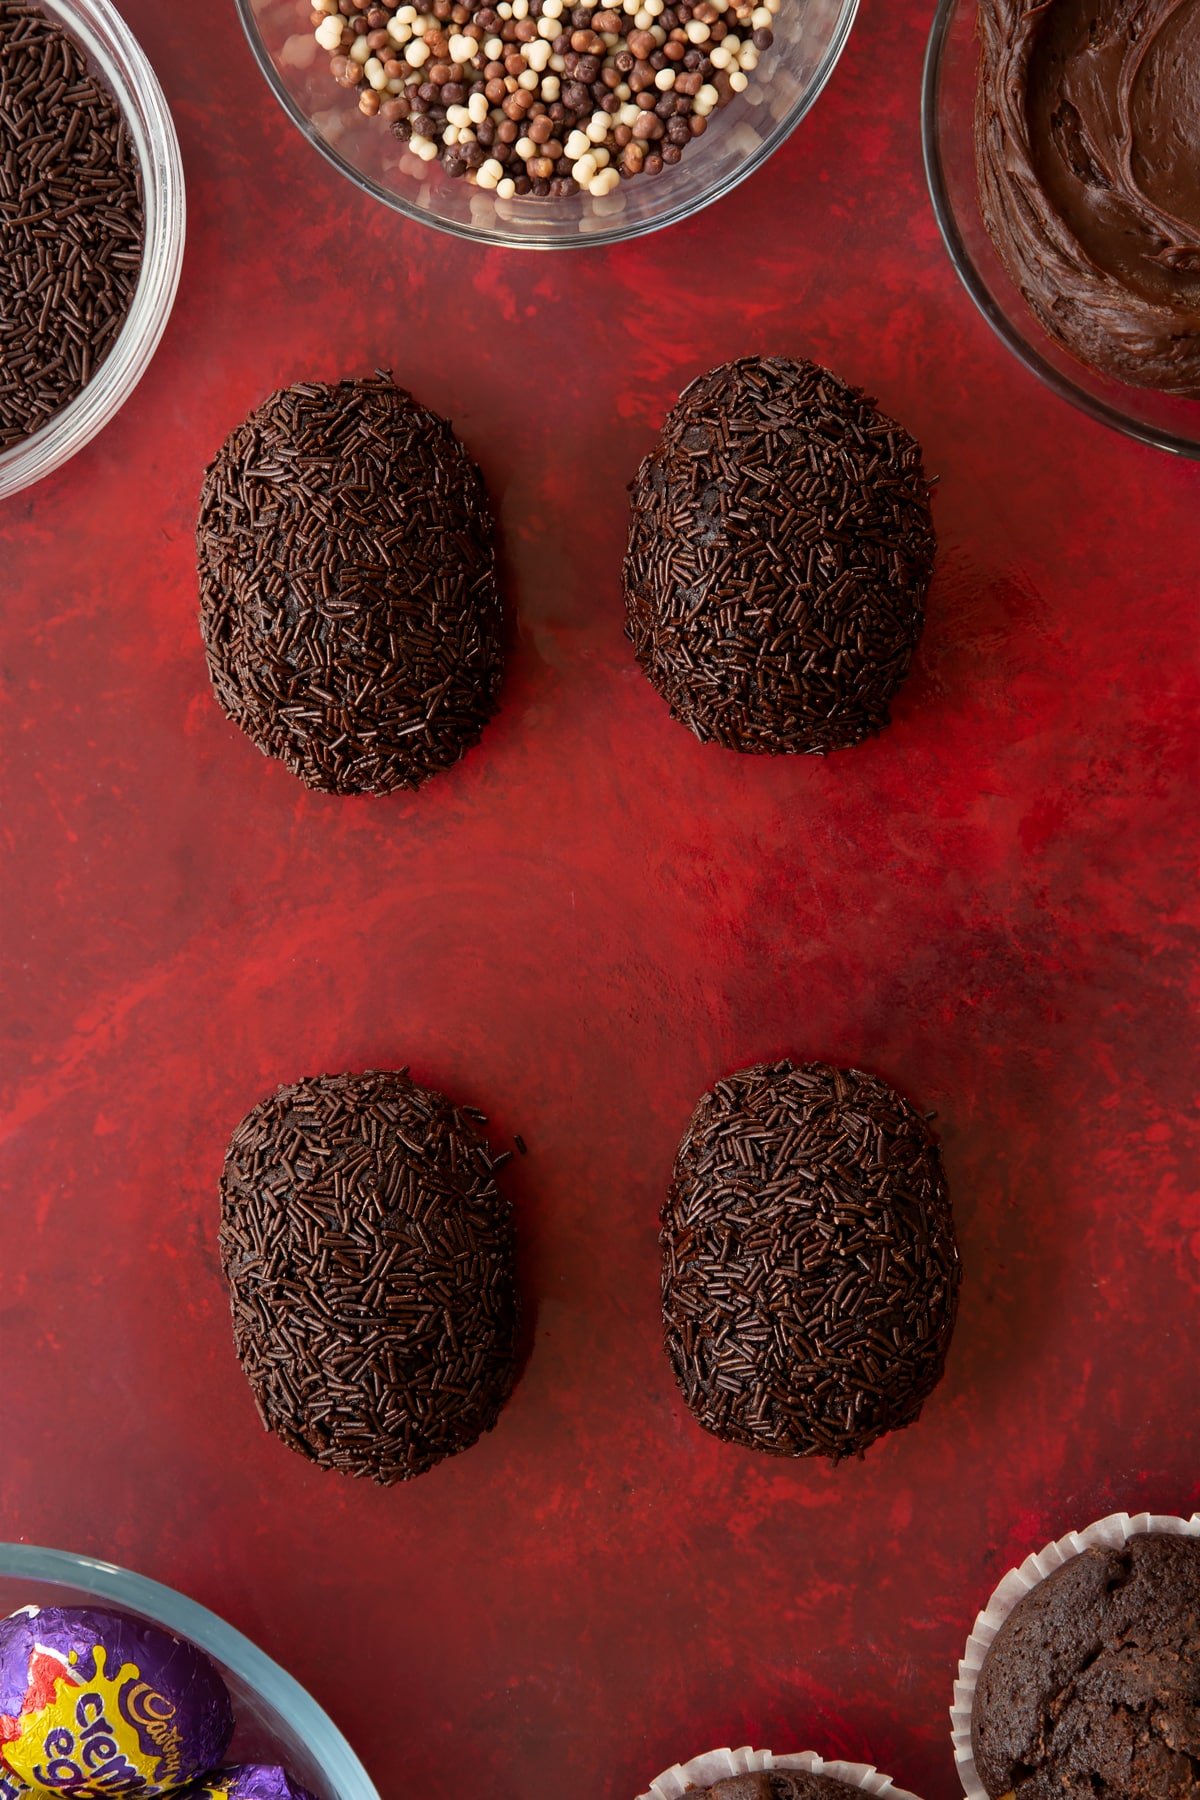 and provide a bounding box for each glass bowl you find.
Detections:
[236,0,858,248]
[0,1544,379,1800]
[921,0,1200,459]
[0,0,185,501]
